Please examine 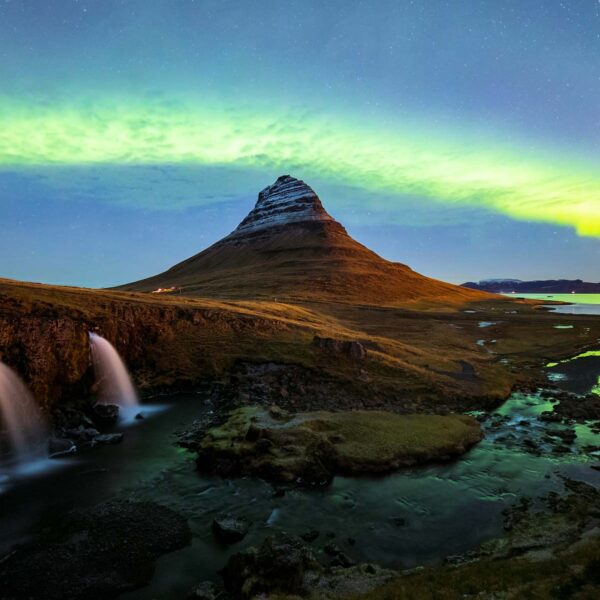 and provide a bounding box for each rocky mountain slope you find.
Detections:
[2,176,599,415]
[120,175,489,306]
